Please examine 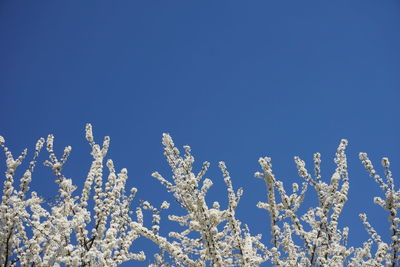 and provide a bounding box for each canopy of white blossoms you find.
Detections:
[0,125,398,266]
